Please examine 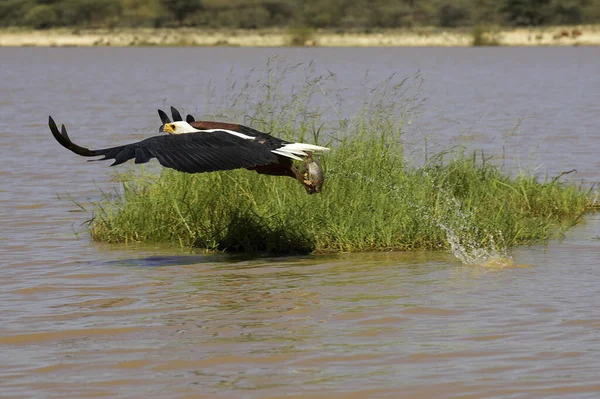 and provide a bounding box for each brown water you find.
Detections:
[1,47,599,398]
